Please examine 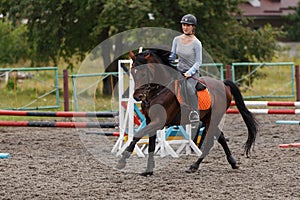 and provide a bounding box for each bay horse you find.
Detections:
[115,49,259,176]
